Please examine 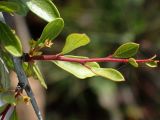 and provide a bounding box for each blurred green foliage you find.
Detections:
[26,0,160,120]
